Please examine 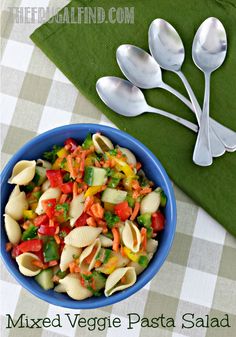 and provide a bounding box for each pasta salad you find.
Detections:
[4,133,166,299]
